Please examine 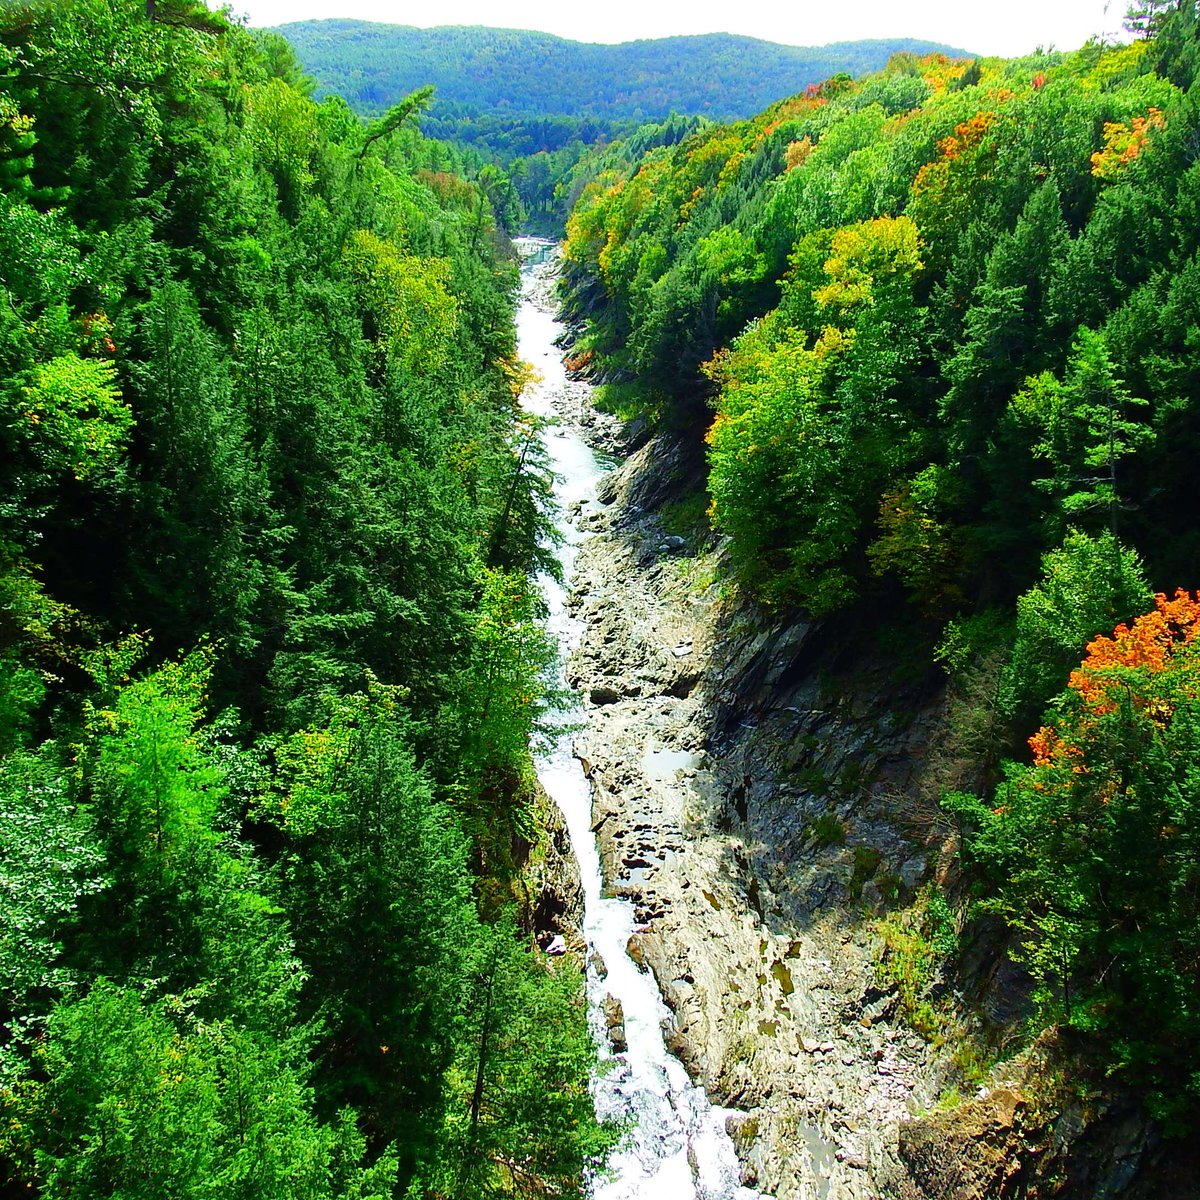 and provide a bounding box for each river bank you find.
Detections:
[565,430,942,1199]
